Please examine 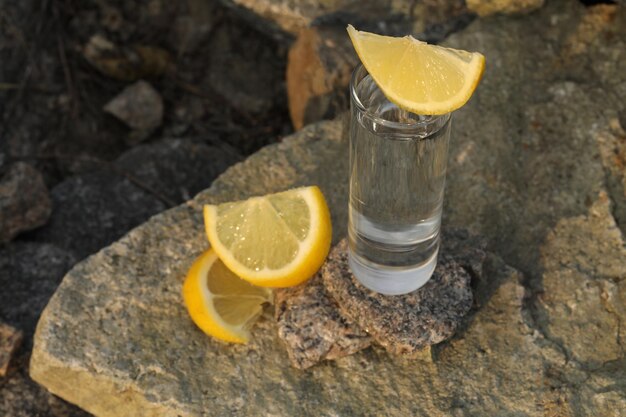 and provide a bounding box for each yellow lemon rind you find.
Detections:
[347,24,485,115]
[182,249,249,344]
[203,186,332,288]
